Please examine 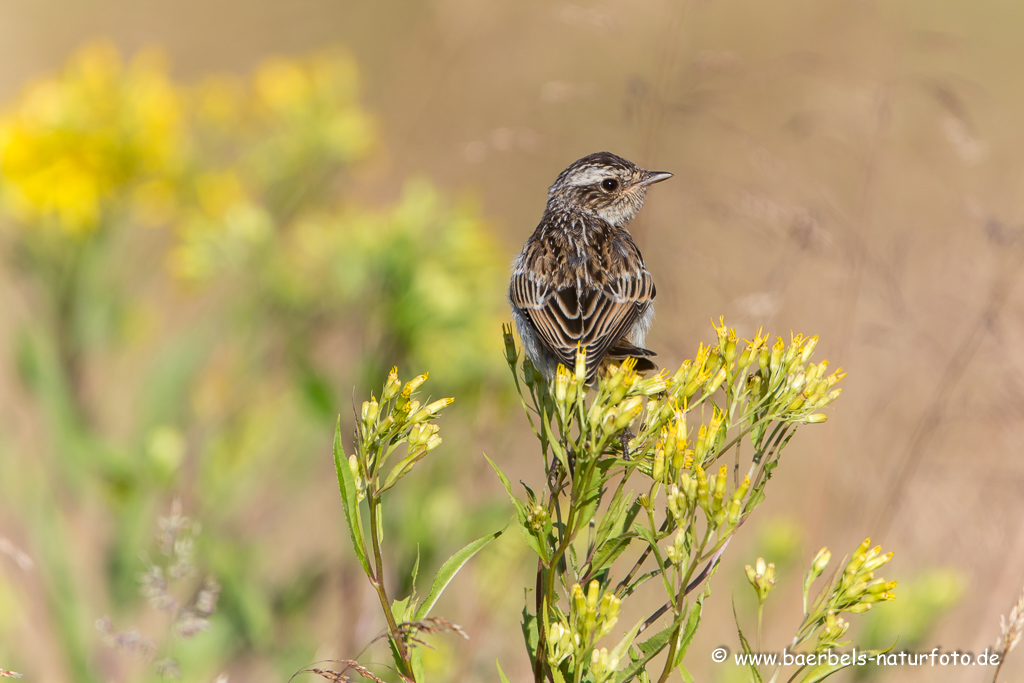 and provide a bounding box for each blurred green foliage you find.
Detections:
[852,569,965,681]
[0,42,506,681]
